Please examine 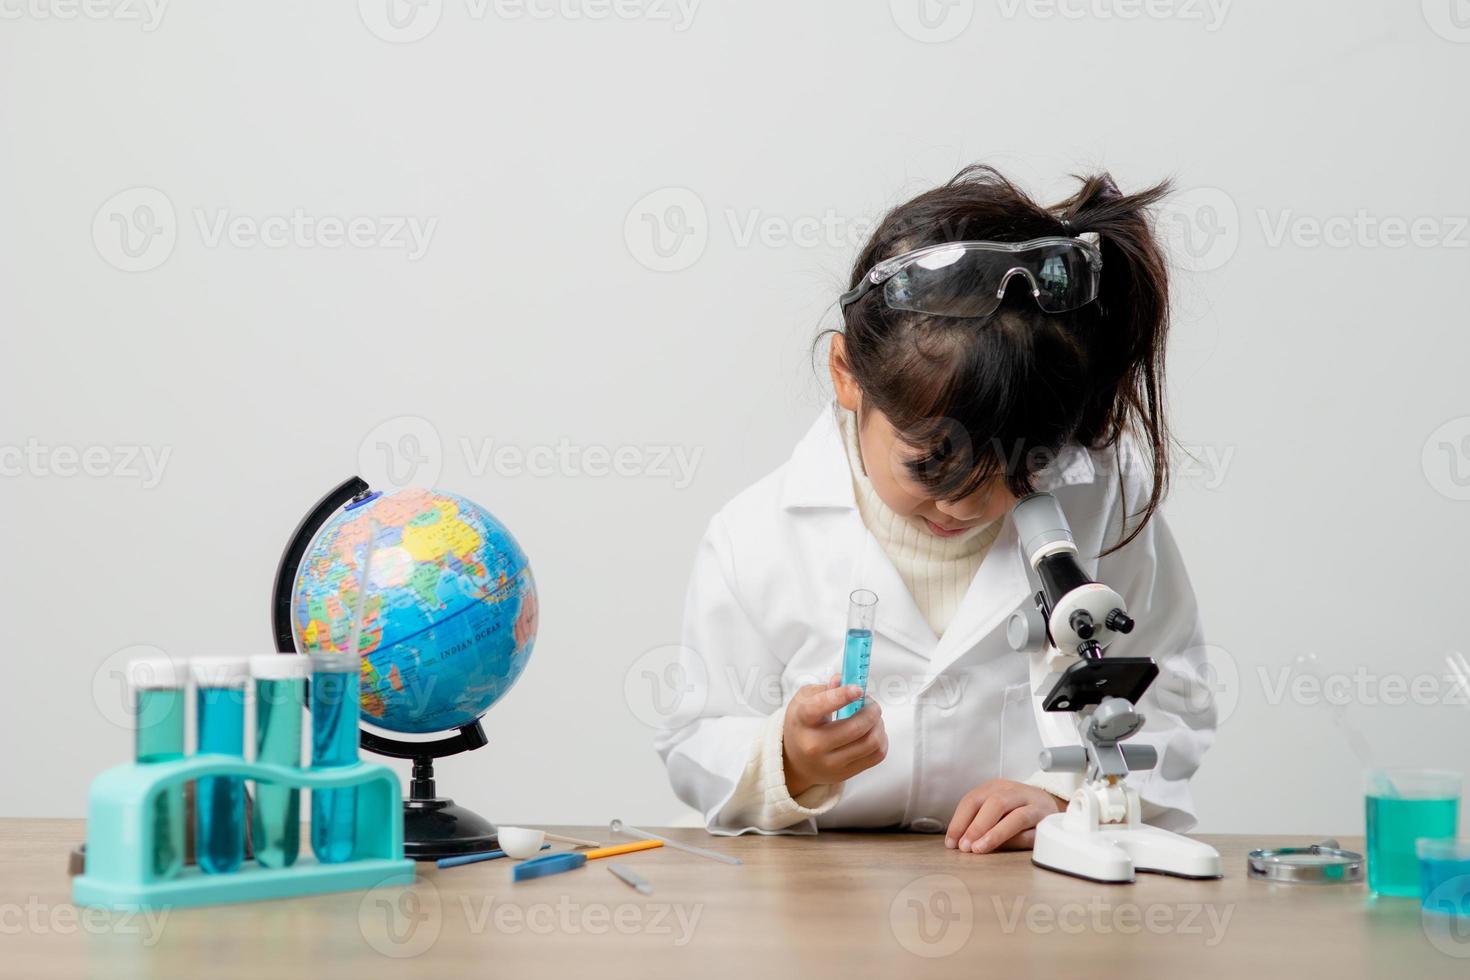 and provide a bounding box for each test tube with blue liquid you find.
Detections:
[835,589,877,721]
[130,657,186,880]
[251,654,307,868]
[310,653,360,863]
[190,657,249,874]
